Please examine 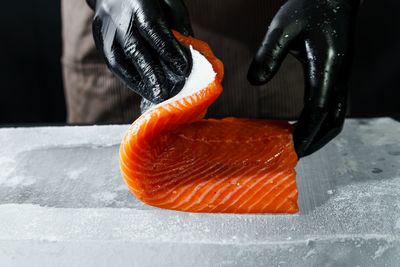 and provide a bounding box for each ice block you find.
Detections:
[0,118,399,266]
